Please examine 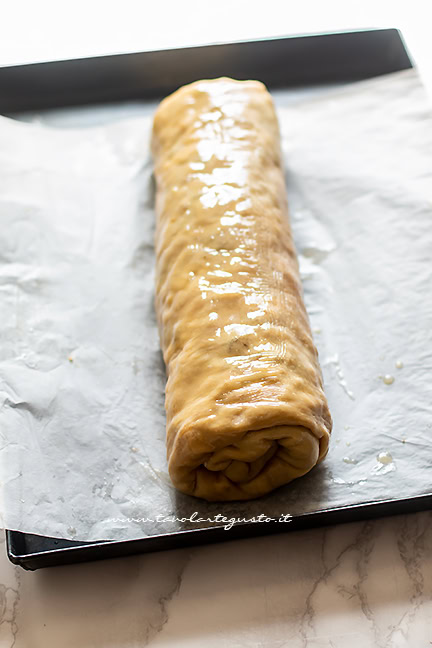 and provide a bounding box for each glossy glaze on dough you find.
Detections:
[151,78,332,501]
